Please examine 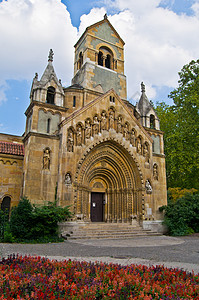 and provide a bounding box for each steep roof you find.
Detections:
[74,15,125,48]
[0,141,24,156]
